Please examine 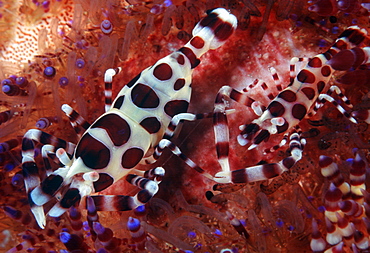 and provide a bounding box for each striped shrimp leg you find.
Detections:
[104,68,121,112]
[21,129,75,228]
[214,132,305,184]
[61,104,91,135]
[61,68,121,135]
[89,178,159,212]
[213,86,254,173]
